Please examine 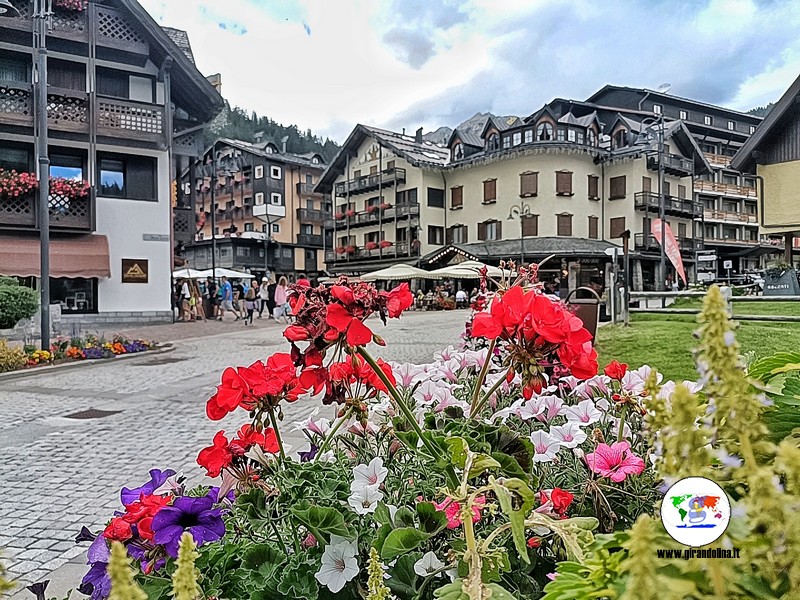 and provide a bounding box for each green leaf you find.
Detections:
[373,523,393,555]
[485,583,519,600]
[416,500,448,534]
[276,553,320,599]
[748,351,800,382]
[289,505,350,543]
[242,543,286,571]
[394,506,417,528]
[386,553,420,598]
[374,502,392,526]
[491,451,529,480]
[394,429,420,450]
[491,479,530,564]
[446,436,469,469]
[468,453,501,478]
[381,527,430,561]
